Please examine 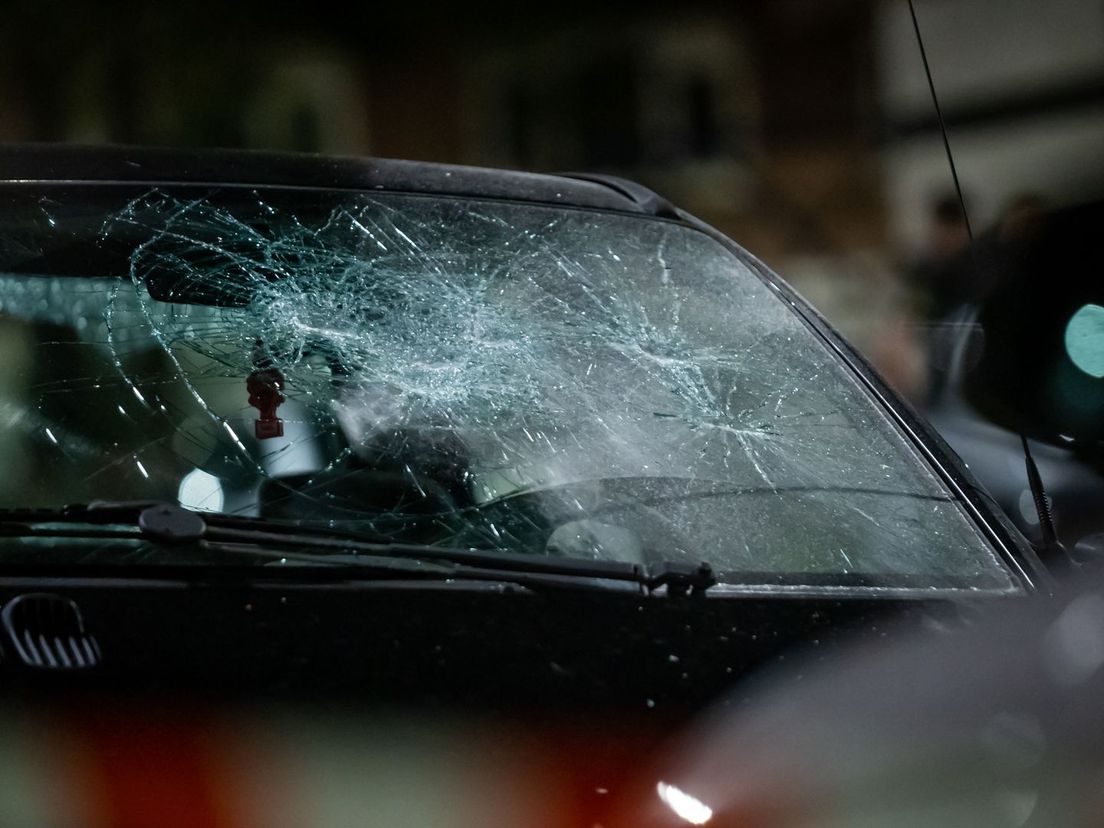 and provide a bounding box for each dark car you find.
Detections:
[625,562,1104,828]
[0,145,1043,826]
[925,200,1104,560]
